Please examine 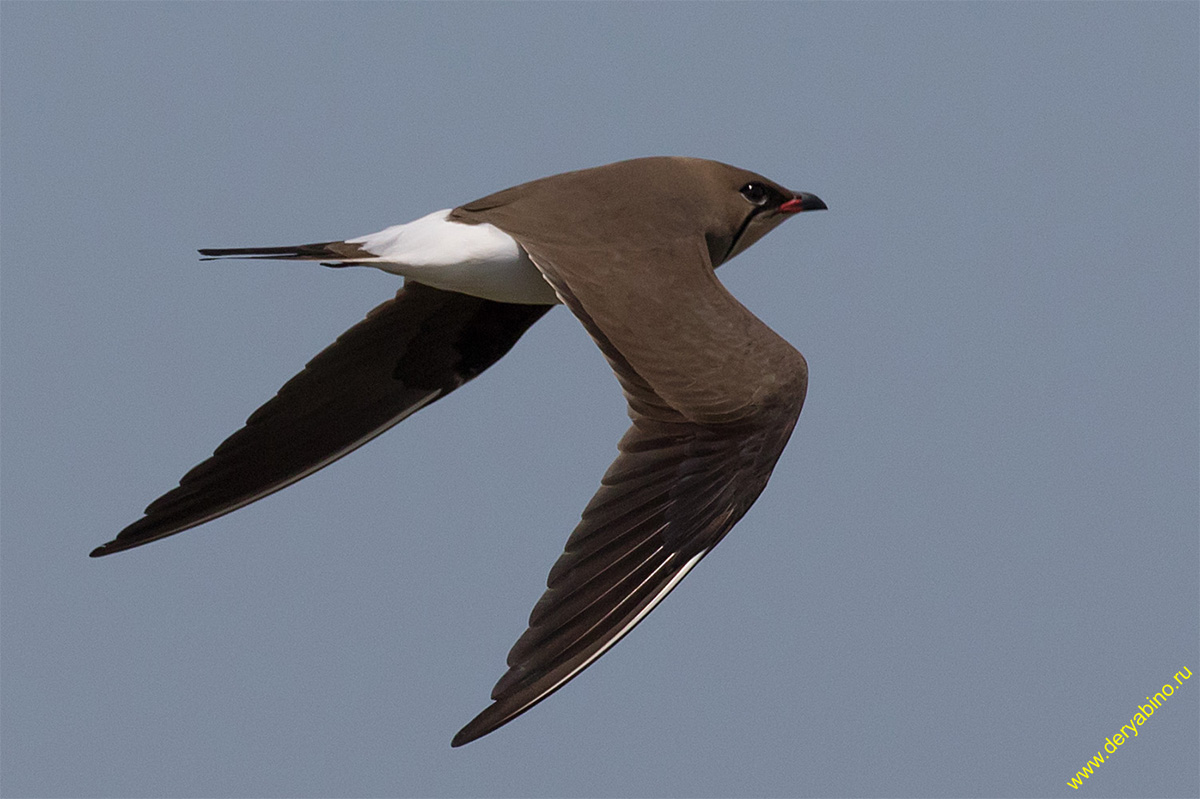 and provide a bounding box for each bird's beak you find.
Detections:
[778,192,828,214]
